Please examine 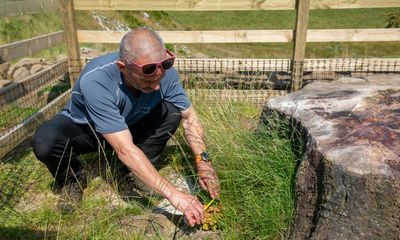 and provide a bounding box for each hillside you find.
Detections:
[0,8,399,59]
